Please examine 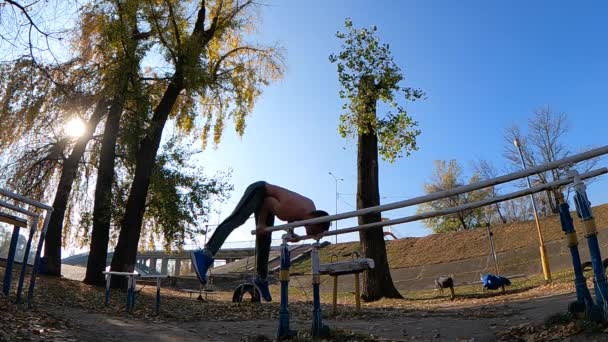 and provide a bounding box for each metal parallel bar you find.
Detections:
[0,199,40,303]
[570,170,608,315]
[155,277,161,315]
[0,199,37,218]
[0,188,53,211]
[0,188,53,307]
[16,216,40,303]
[558,202,596,317]
[354,273,361,311]
[290,168,607,242]
[258,146,608,234]
[132,277,137,311]
[0,212,27,227]
[3,225,20,296]
[104,273,111,307]
[310,241,325,337]
[276,241,293,339]
[127,276,134,312]
[332,276,338,315]
[27,211,52,307]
